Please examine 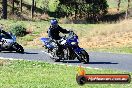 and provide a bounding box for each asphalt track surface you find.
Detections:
[0,49,132,72]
